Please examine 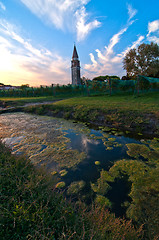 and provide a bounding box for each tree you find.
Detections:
[121,74,131,80]
[20,84,29,89]
[123,42,159,78]
[92,75,120,81]
[81,76,90,85]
